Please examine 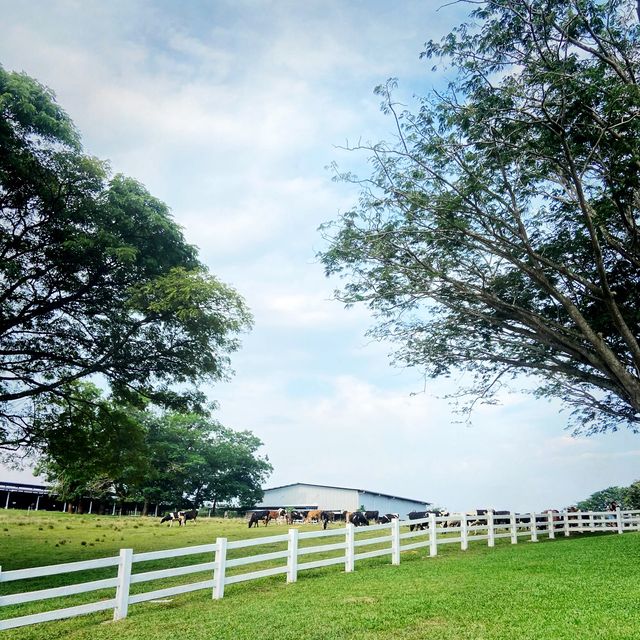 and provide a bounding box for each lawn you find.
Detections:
[1,510,639,639]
